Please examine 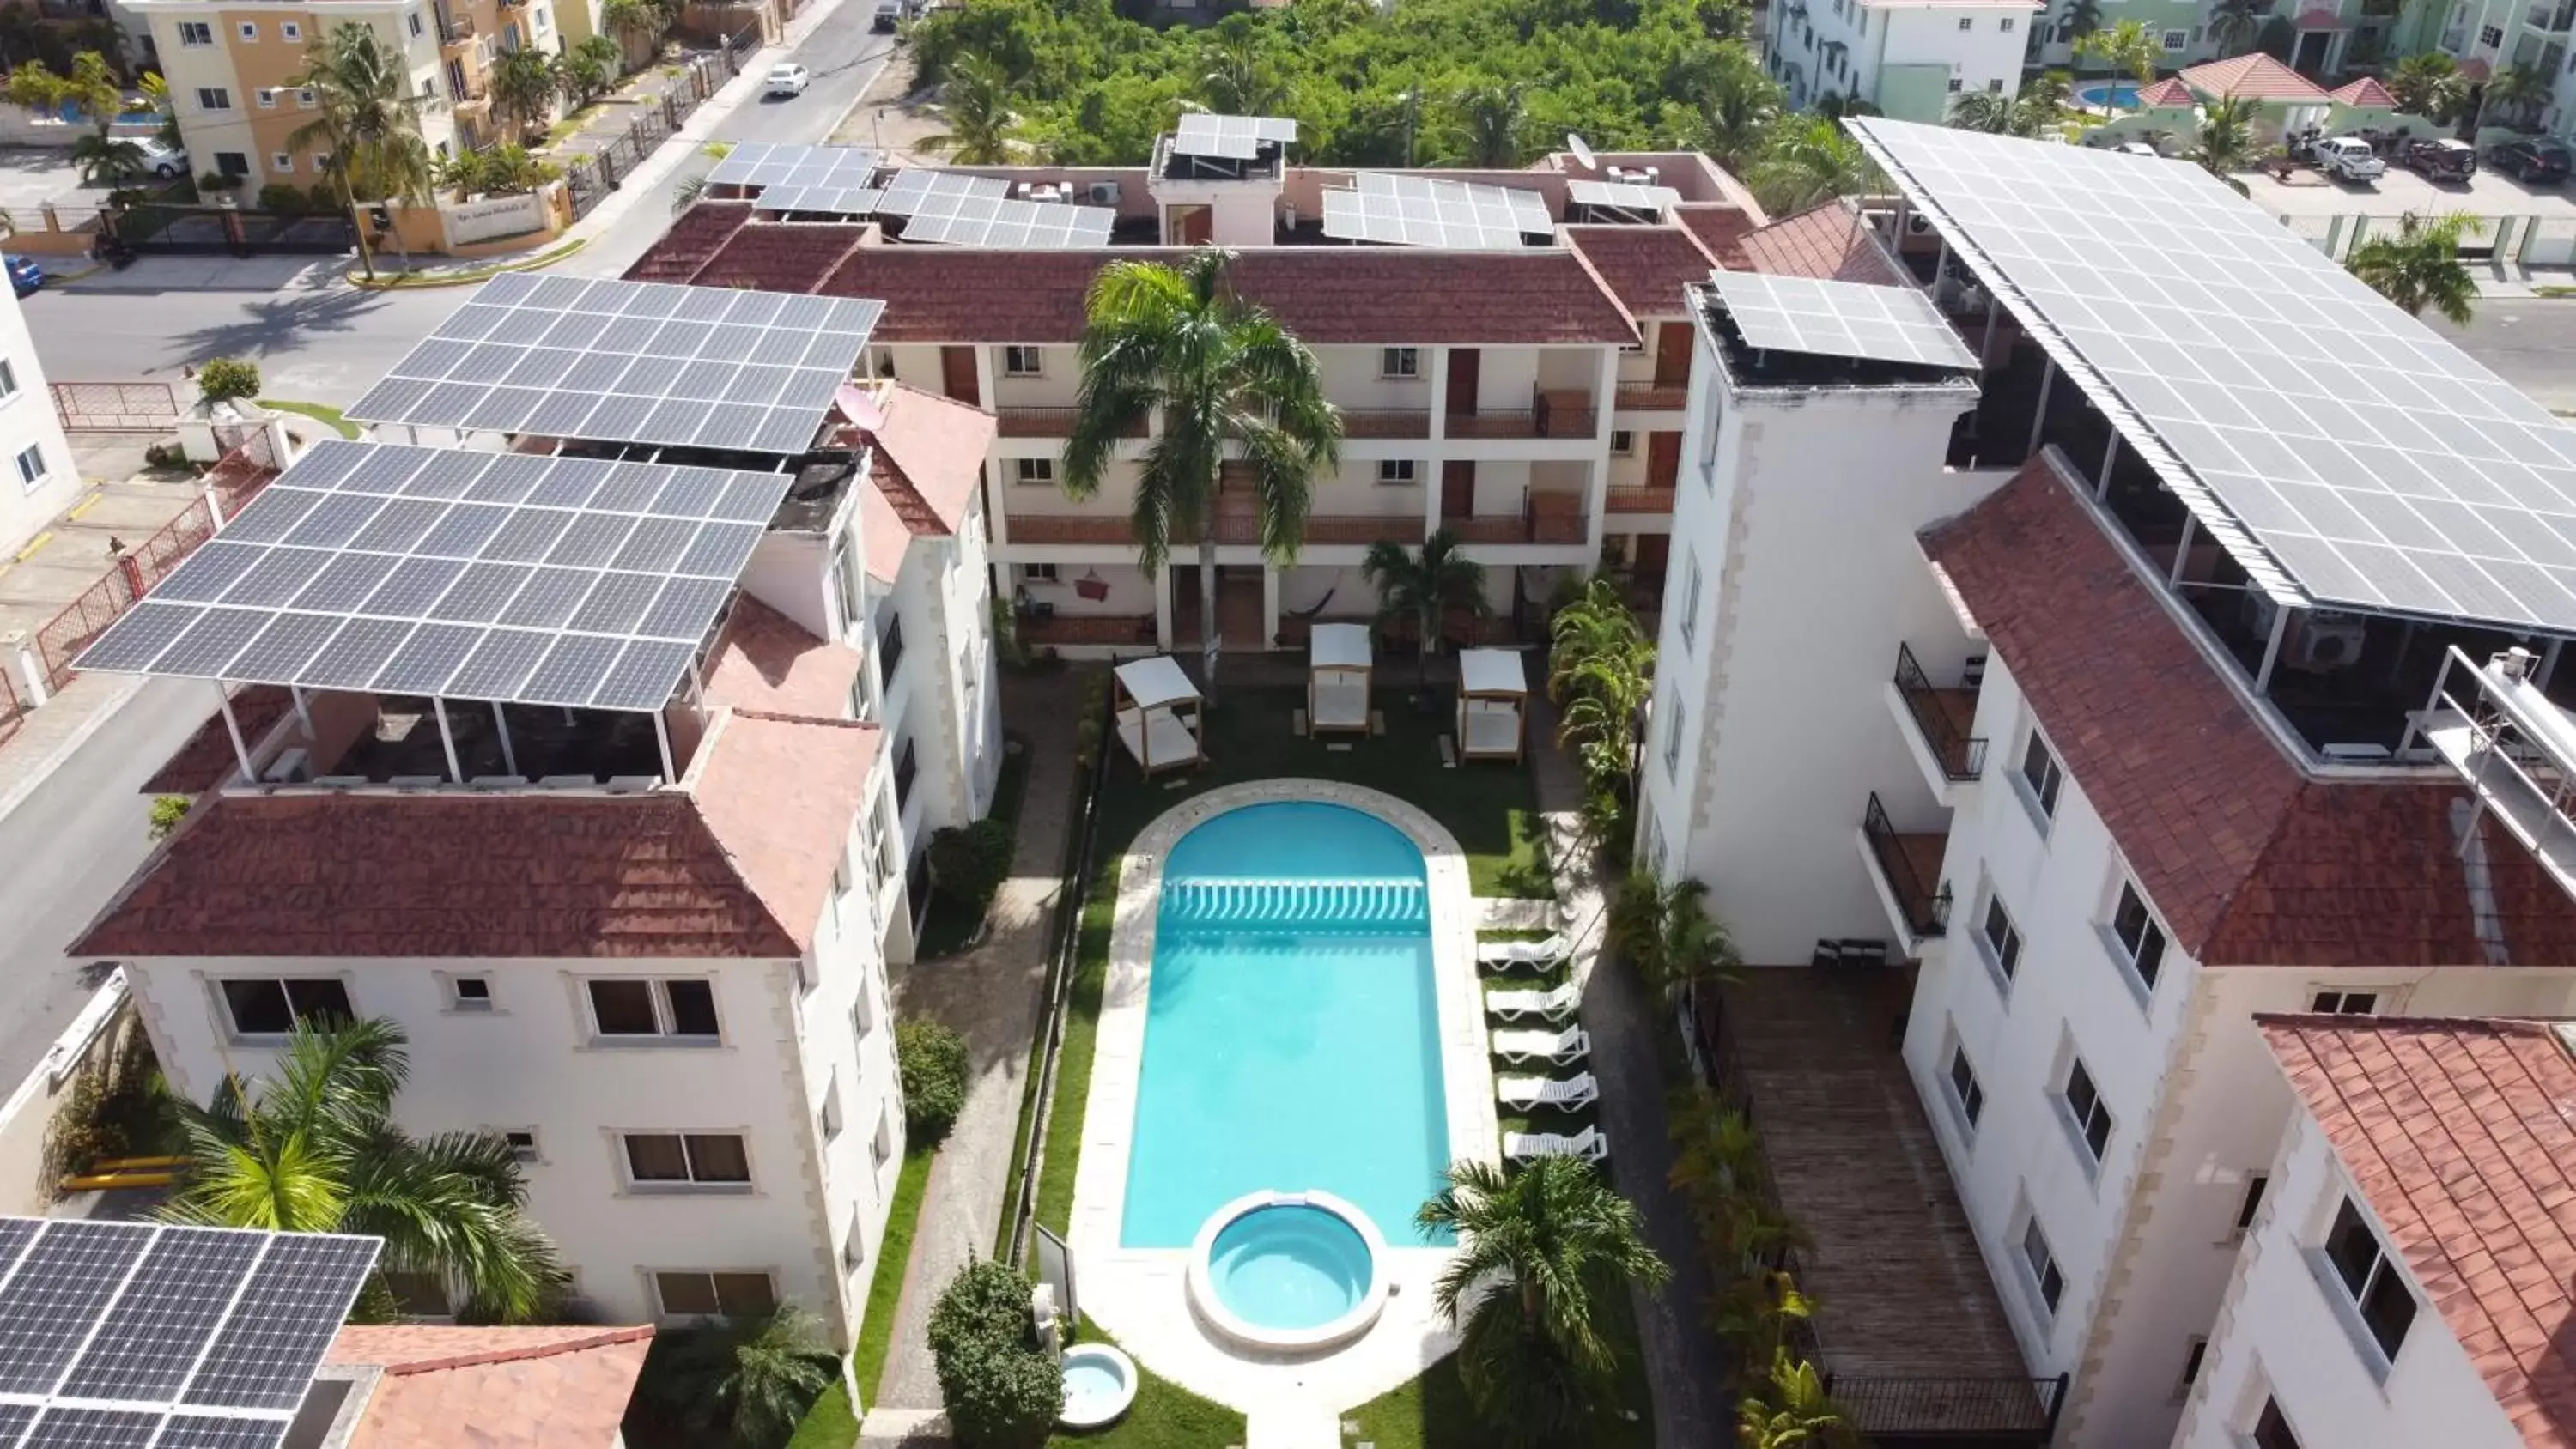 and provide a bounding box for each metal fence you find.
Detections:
[560,38,753,219]
[106,204,355,258]
[50,382,180,433]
